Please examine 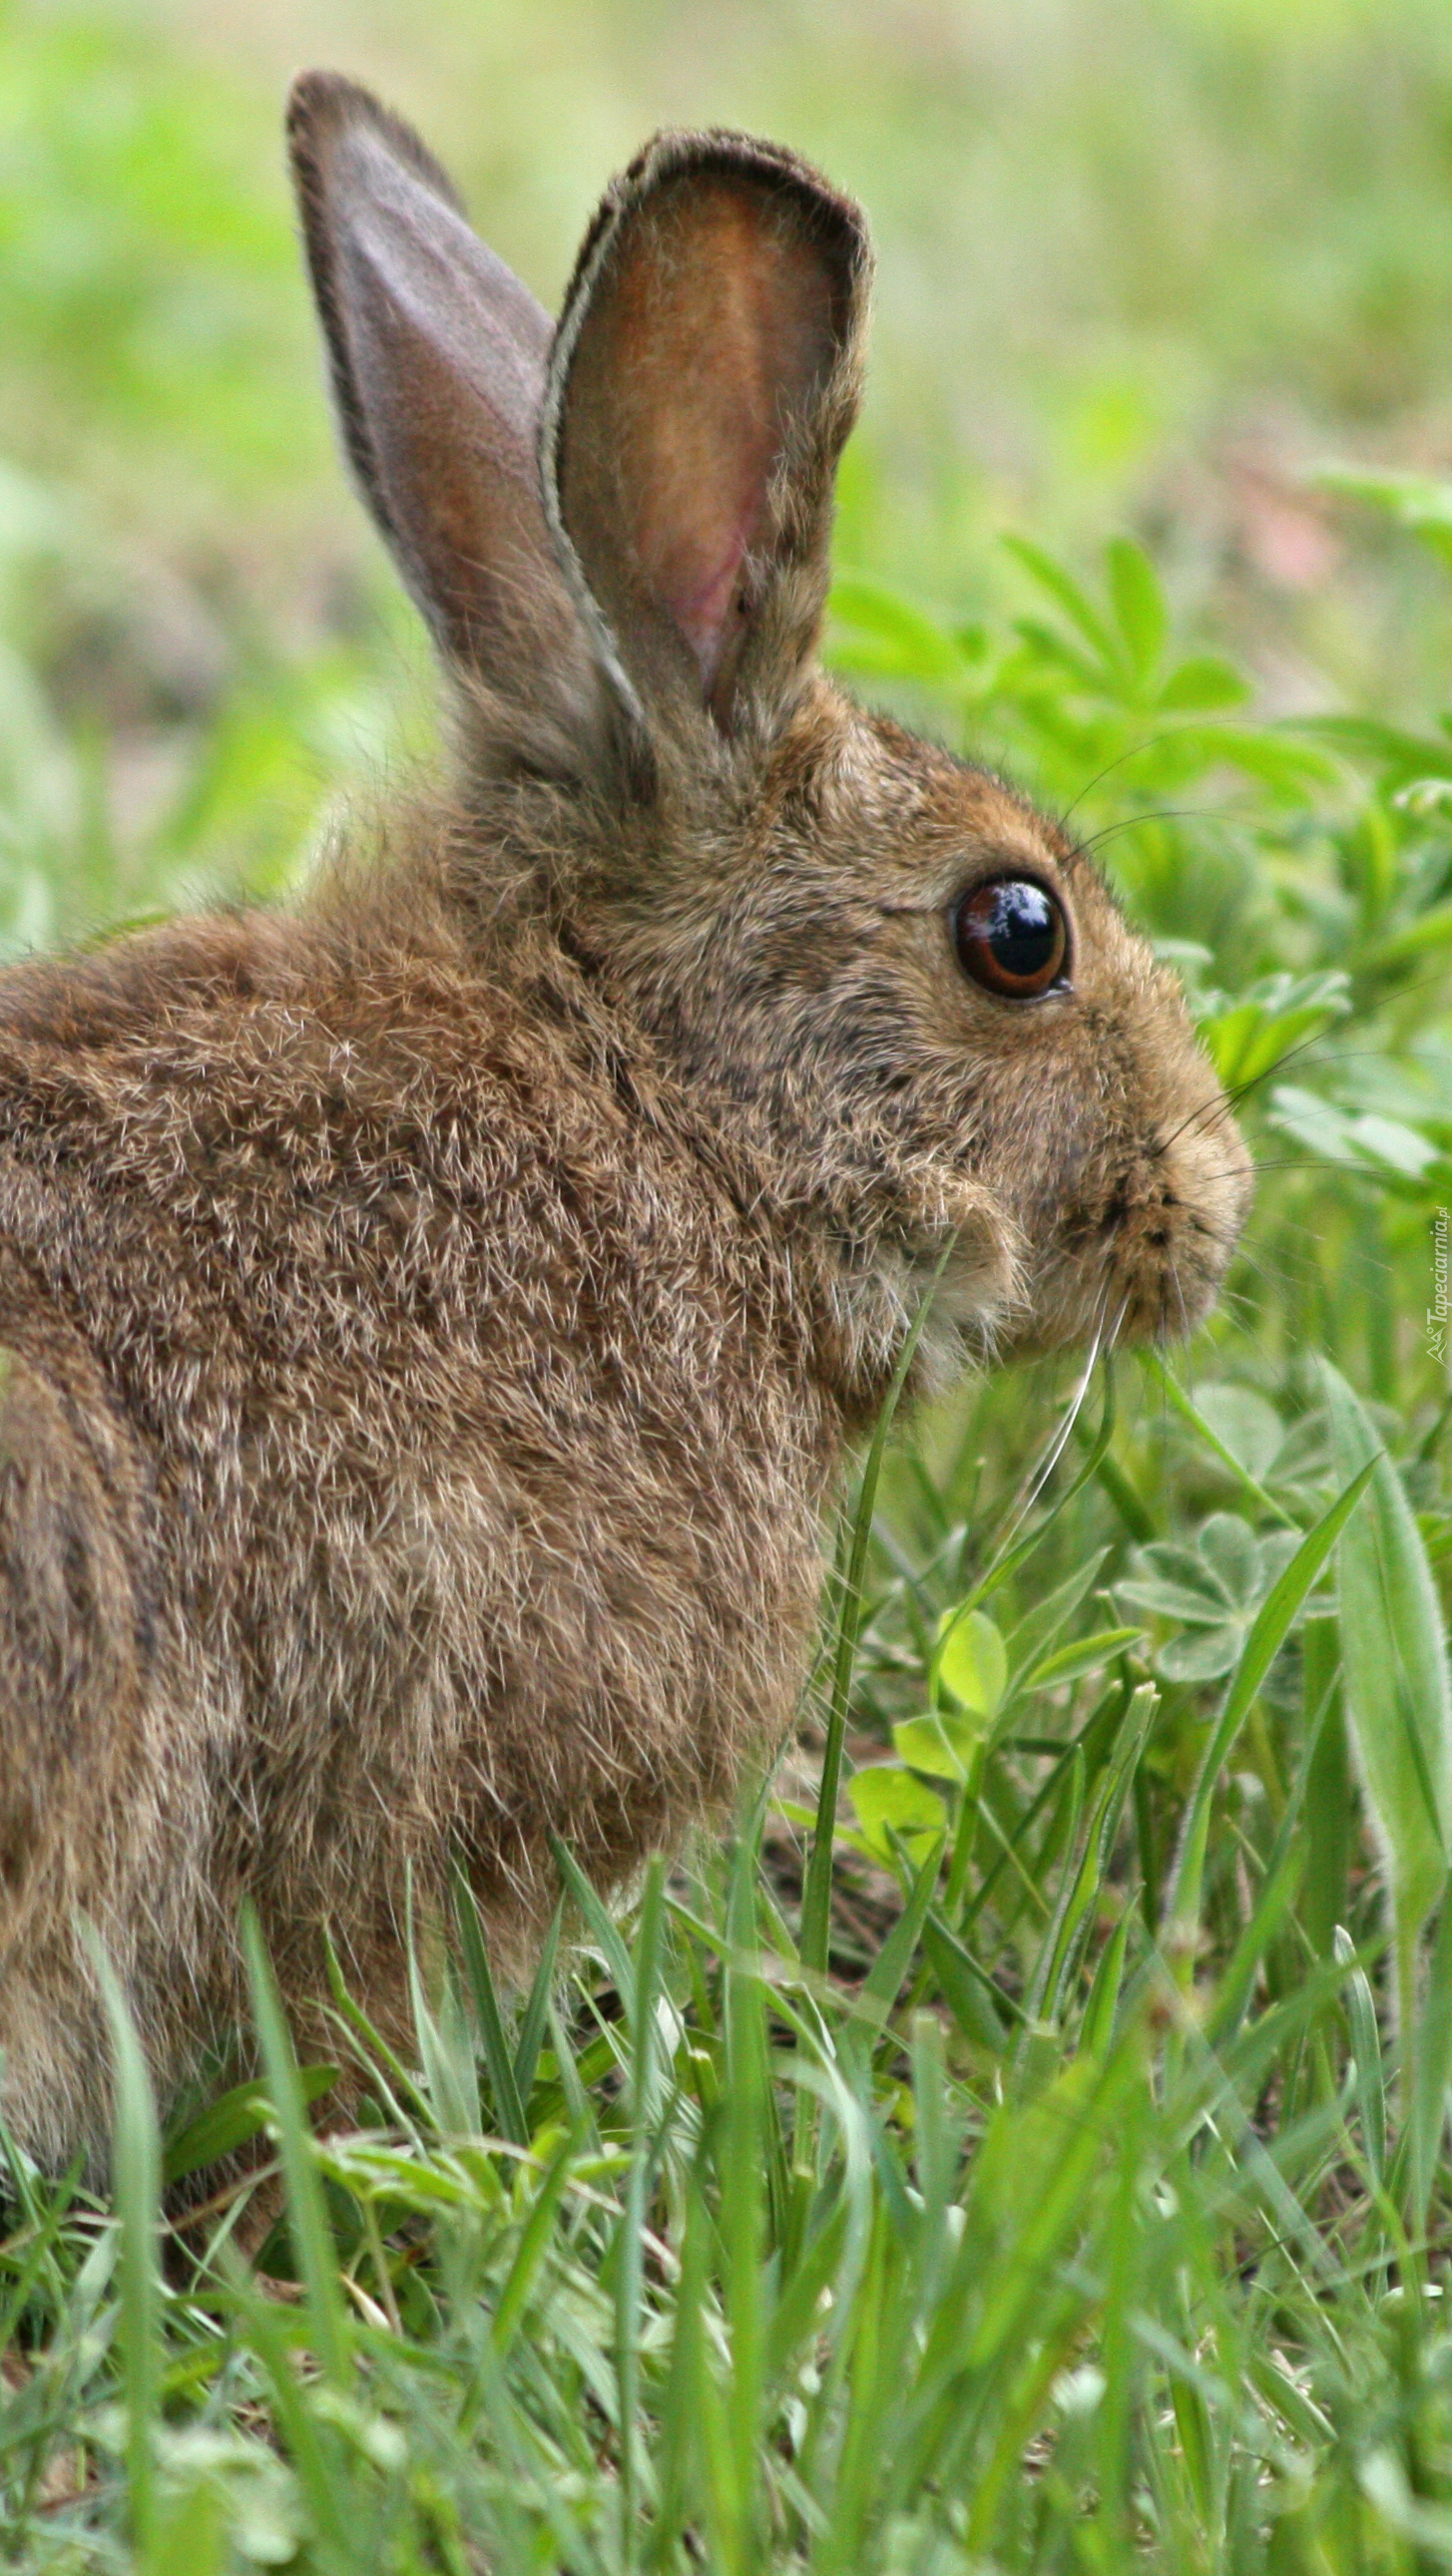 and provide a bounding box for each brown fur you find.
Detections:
[0,77,1249,2172]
